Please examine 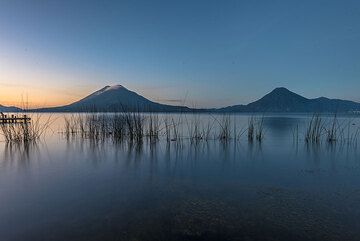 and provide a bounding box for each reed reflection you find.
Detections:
[1,141,40,169]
